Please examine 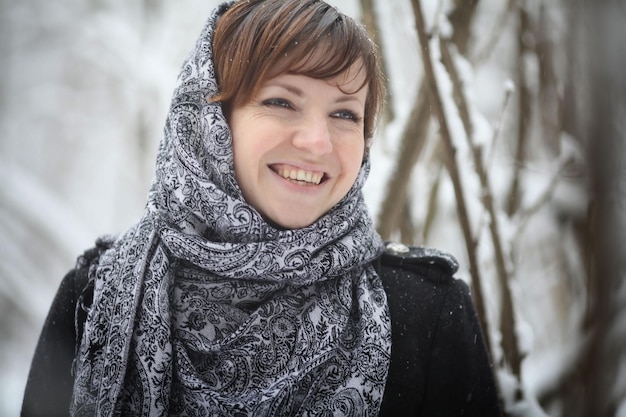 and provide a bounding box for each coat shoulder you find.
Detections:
[379,242,459,284]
